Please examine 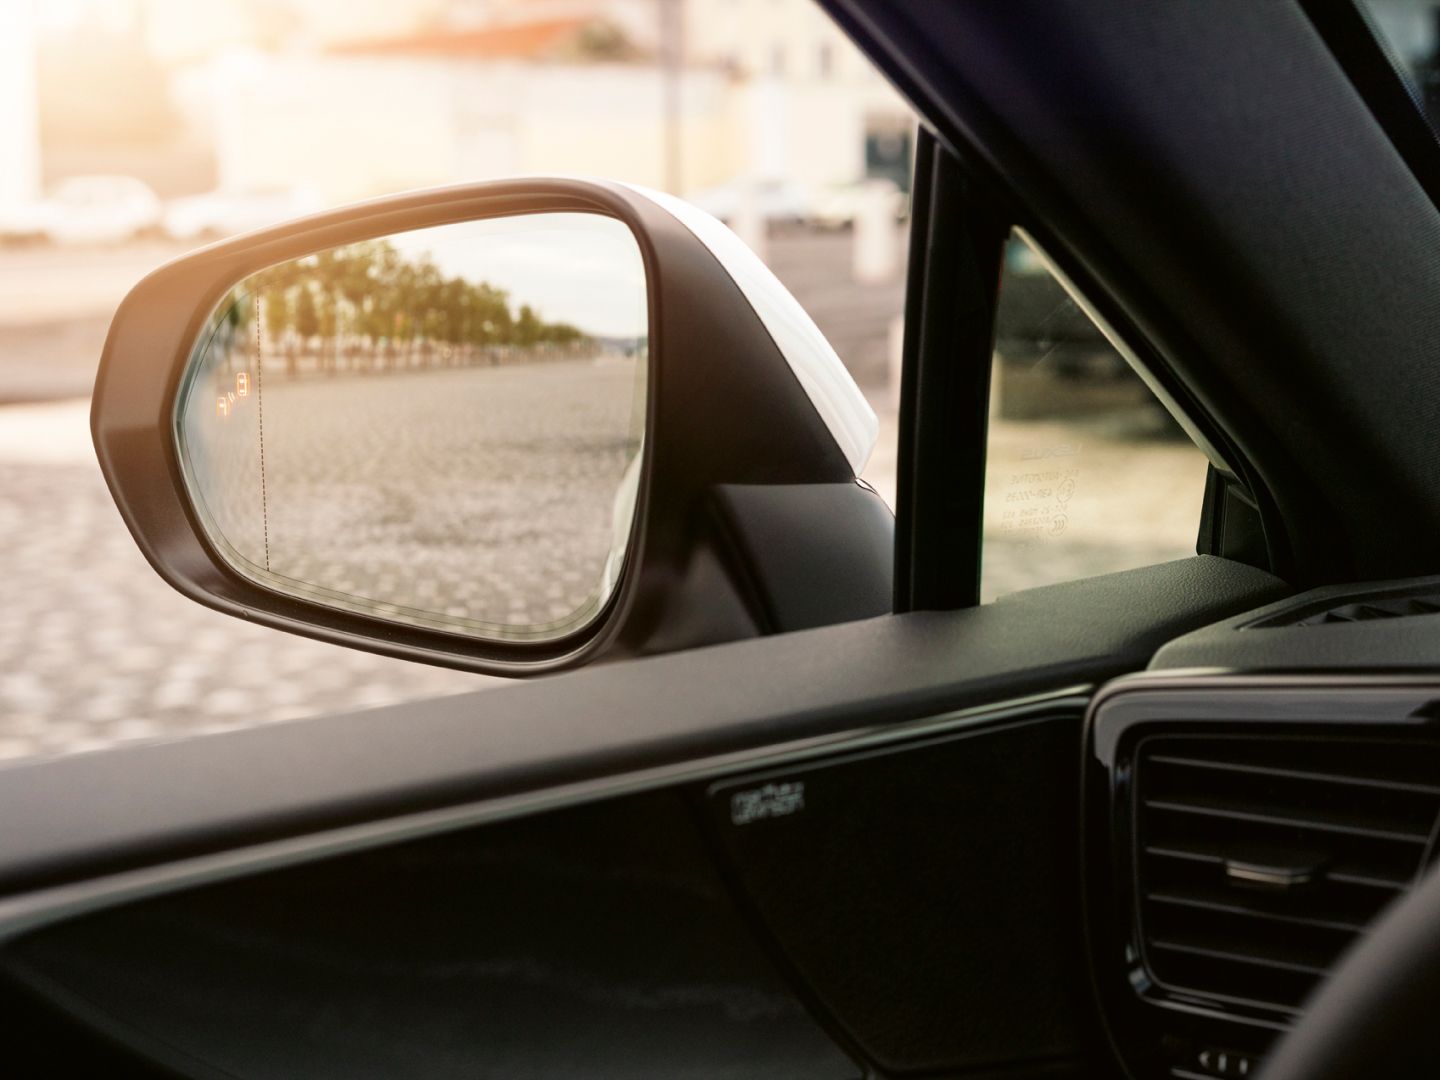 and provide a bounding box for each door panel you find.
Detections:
[3,792,858,1080]
[707,713,1091,1074]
